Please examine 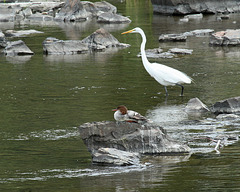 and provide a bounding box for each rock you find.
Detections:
[0,7,15,22]
[151,0,240,15]
[185,29,214,37]
[0,31,7,48]
[138,47,192,59]
[211,96,240,114]
[27,12,54,21]
[184,13,203,19]
[216,114,240,120]
[54,0,91,22]
[185,98,210,113]
[5,29,44,37]
[169,48,193,54]
[92,148,140,166]
[22,7,32,17]
[79,121,191,154]
[159,29,214,42]
[82,28,130,51]
[97,12,131,23]
[94,1,117,14]
[138,48,174,59]
[209,29,240,46]
[3,40,34,56]
[159,33,187,42]
[42,37,88,55]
